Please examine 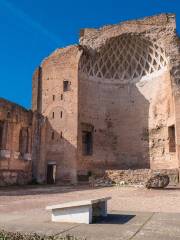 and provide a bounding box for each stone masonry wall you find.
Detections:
[77,14,178,174]
[32,46,82,183]
[30,14,180,184]
[0,170,31,186]
[0,98,33,185]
